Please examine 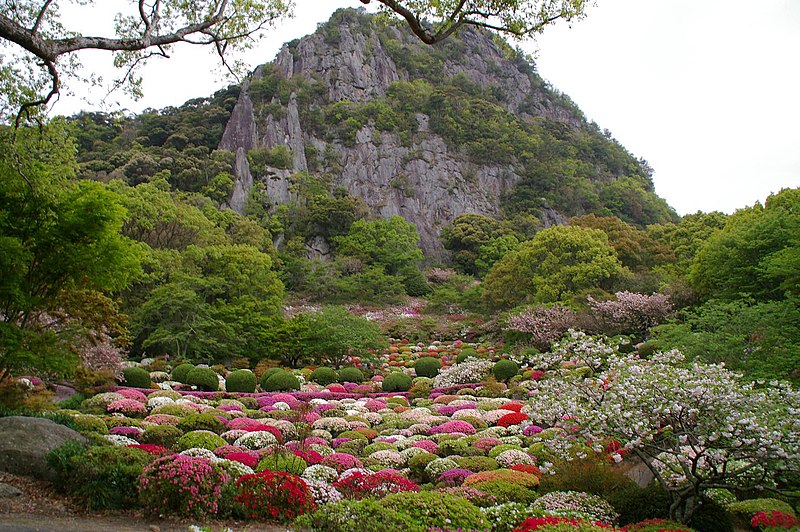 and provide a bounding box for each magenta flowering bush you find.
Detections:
[321,452,363,473]
[437,468,474,487]
[116,388,148,402]
[429,420,477,435]
[107,399,148,417]
[138,455,230,518]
